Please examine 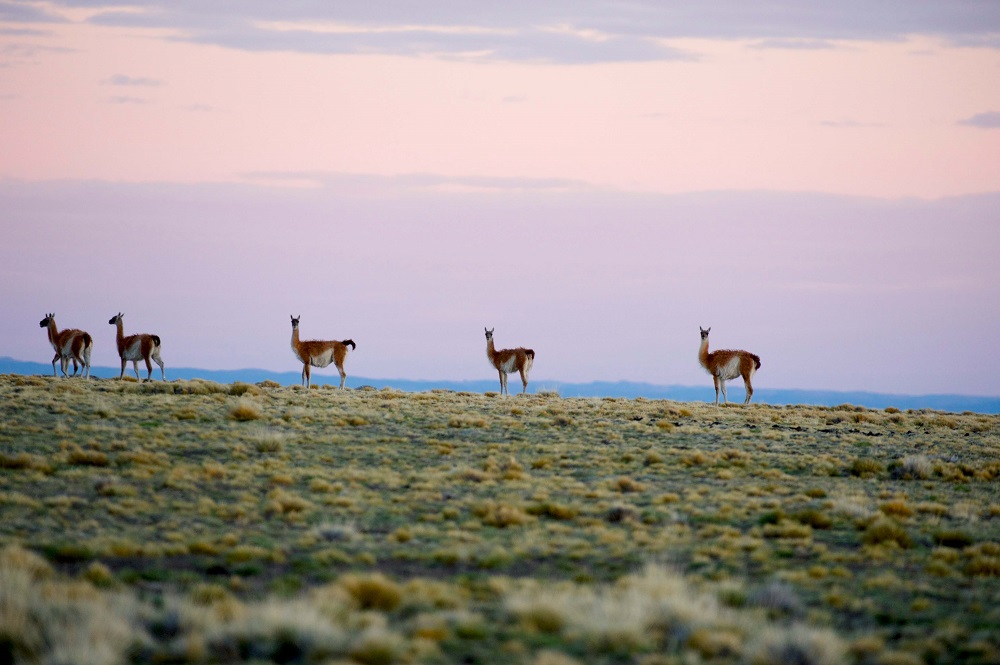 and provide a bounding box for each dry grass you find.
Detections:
[0,374,997,664]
